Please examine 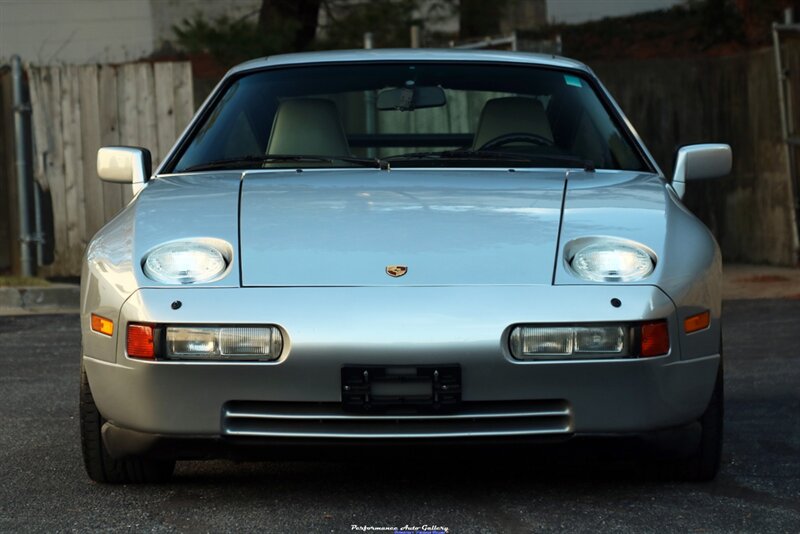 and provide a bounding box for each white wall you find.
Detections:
[0,0,155,64]
[0,0,262,65]
[547,0,684,24]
